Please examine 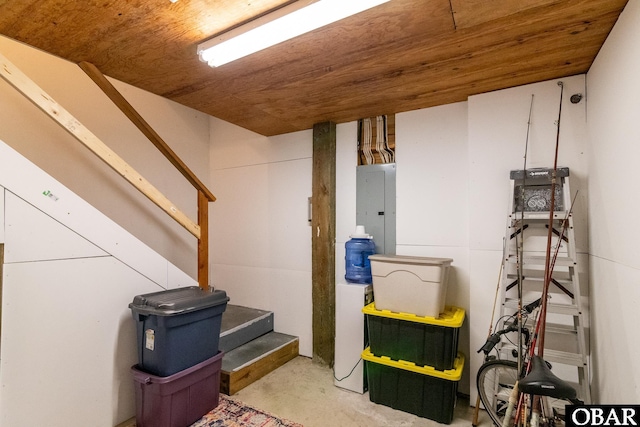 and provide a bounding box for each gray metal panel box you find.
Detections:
[356,163,396,255]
